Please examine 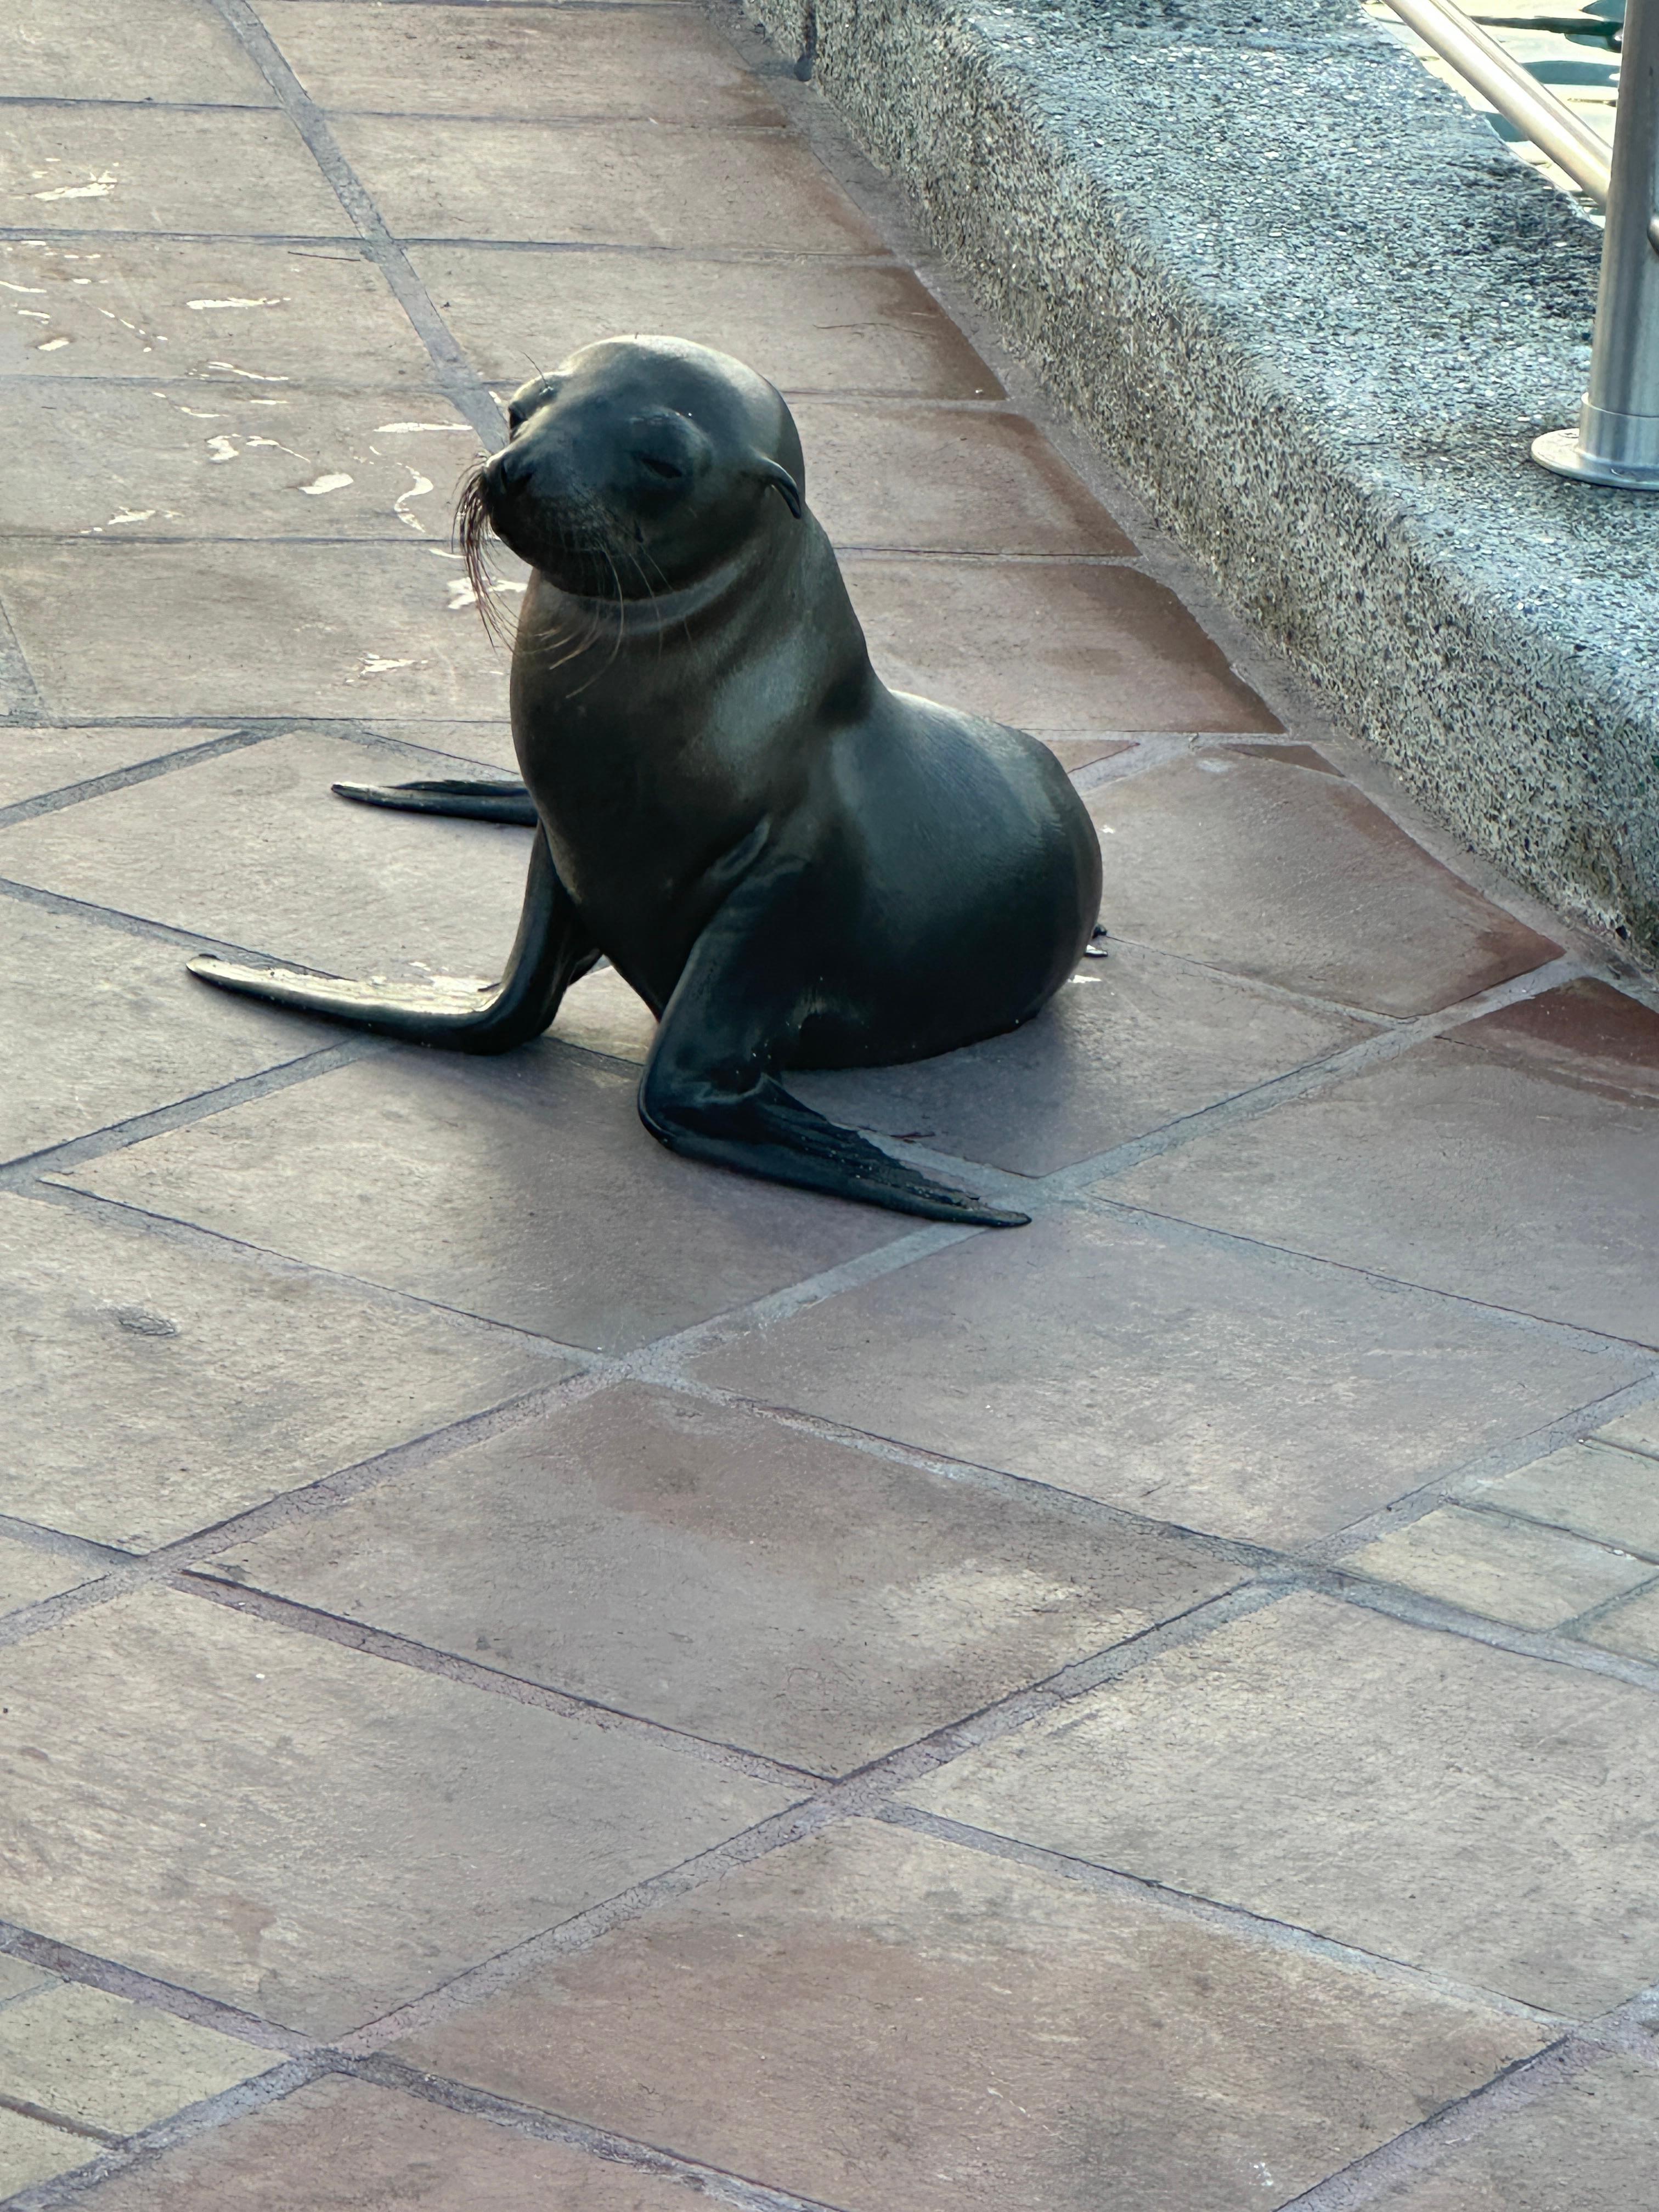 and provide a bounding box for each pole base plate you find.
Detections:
[1532,427,1659,489]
